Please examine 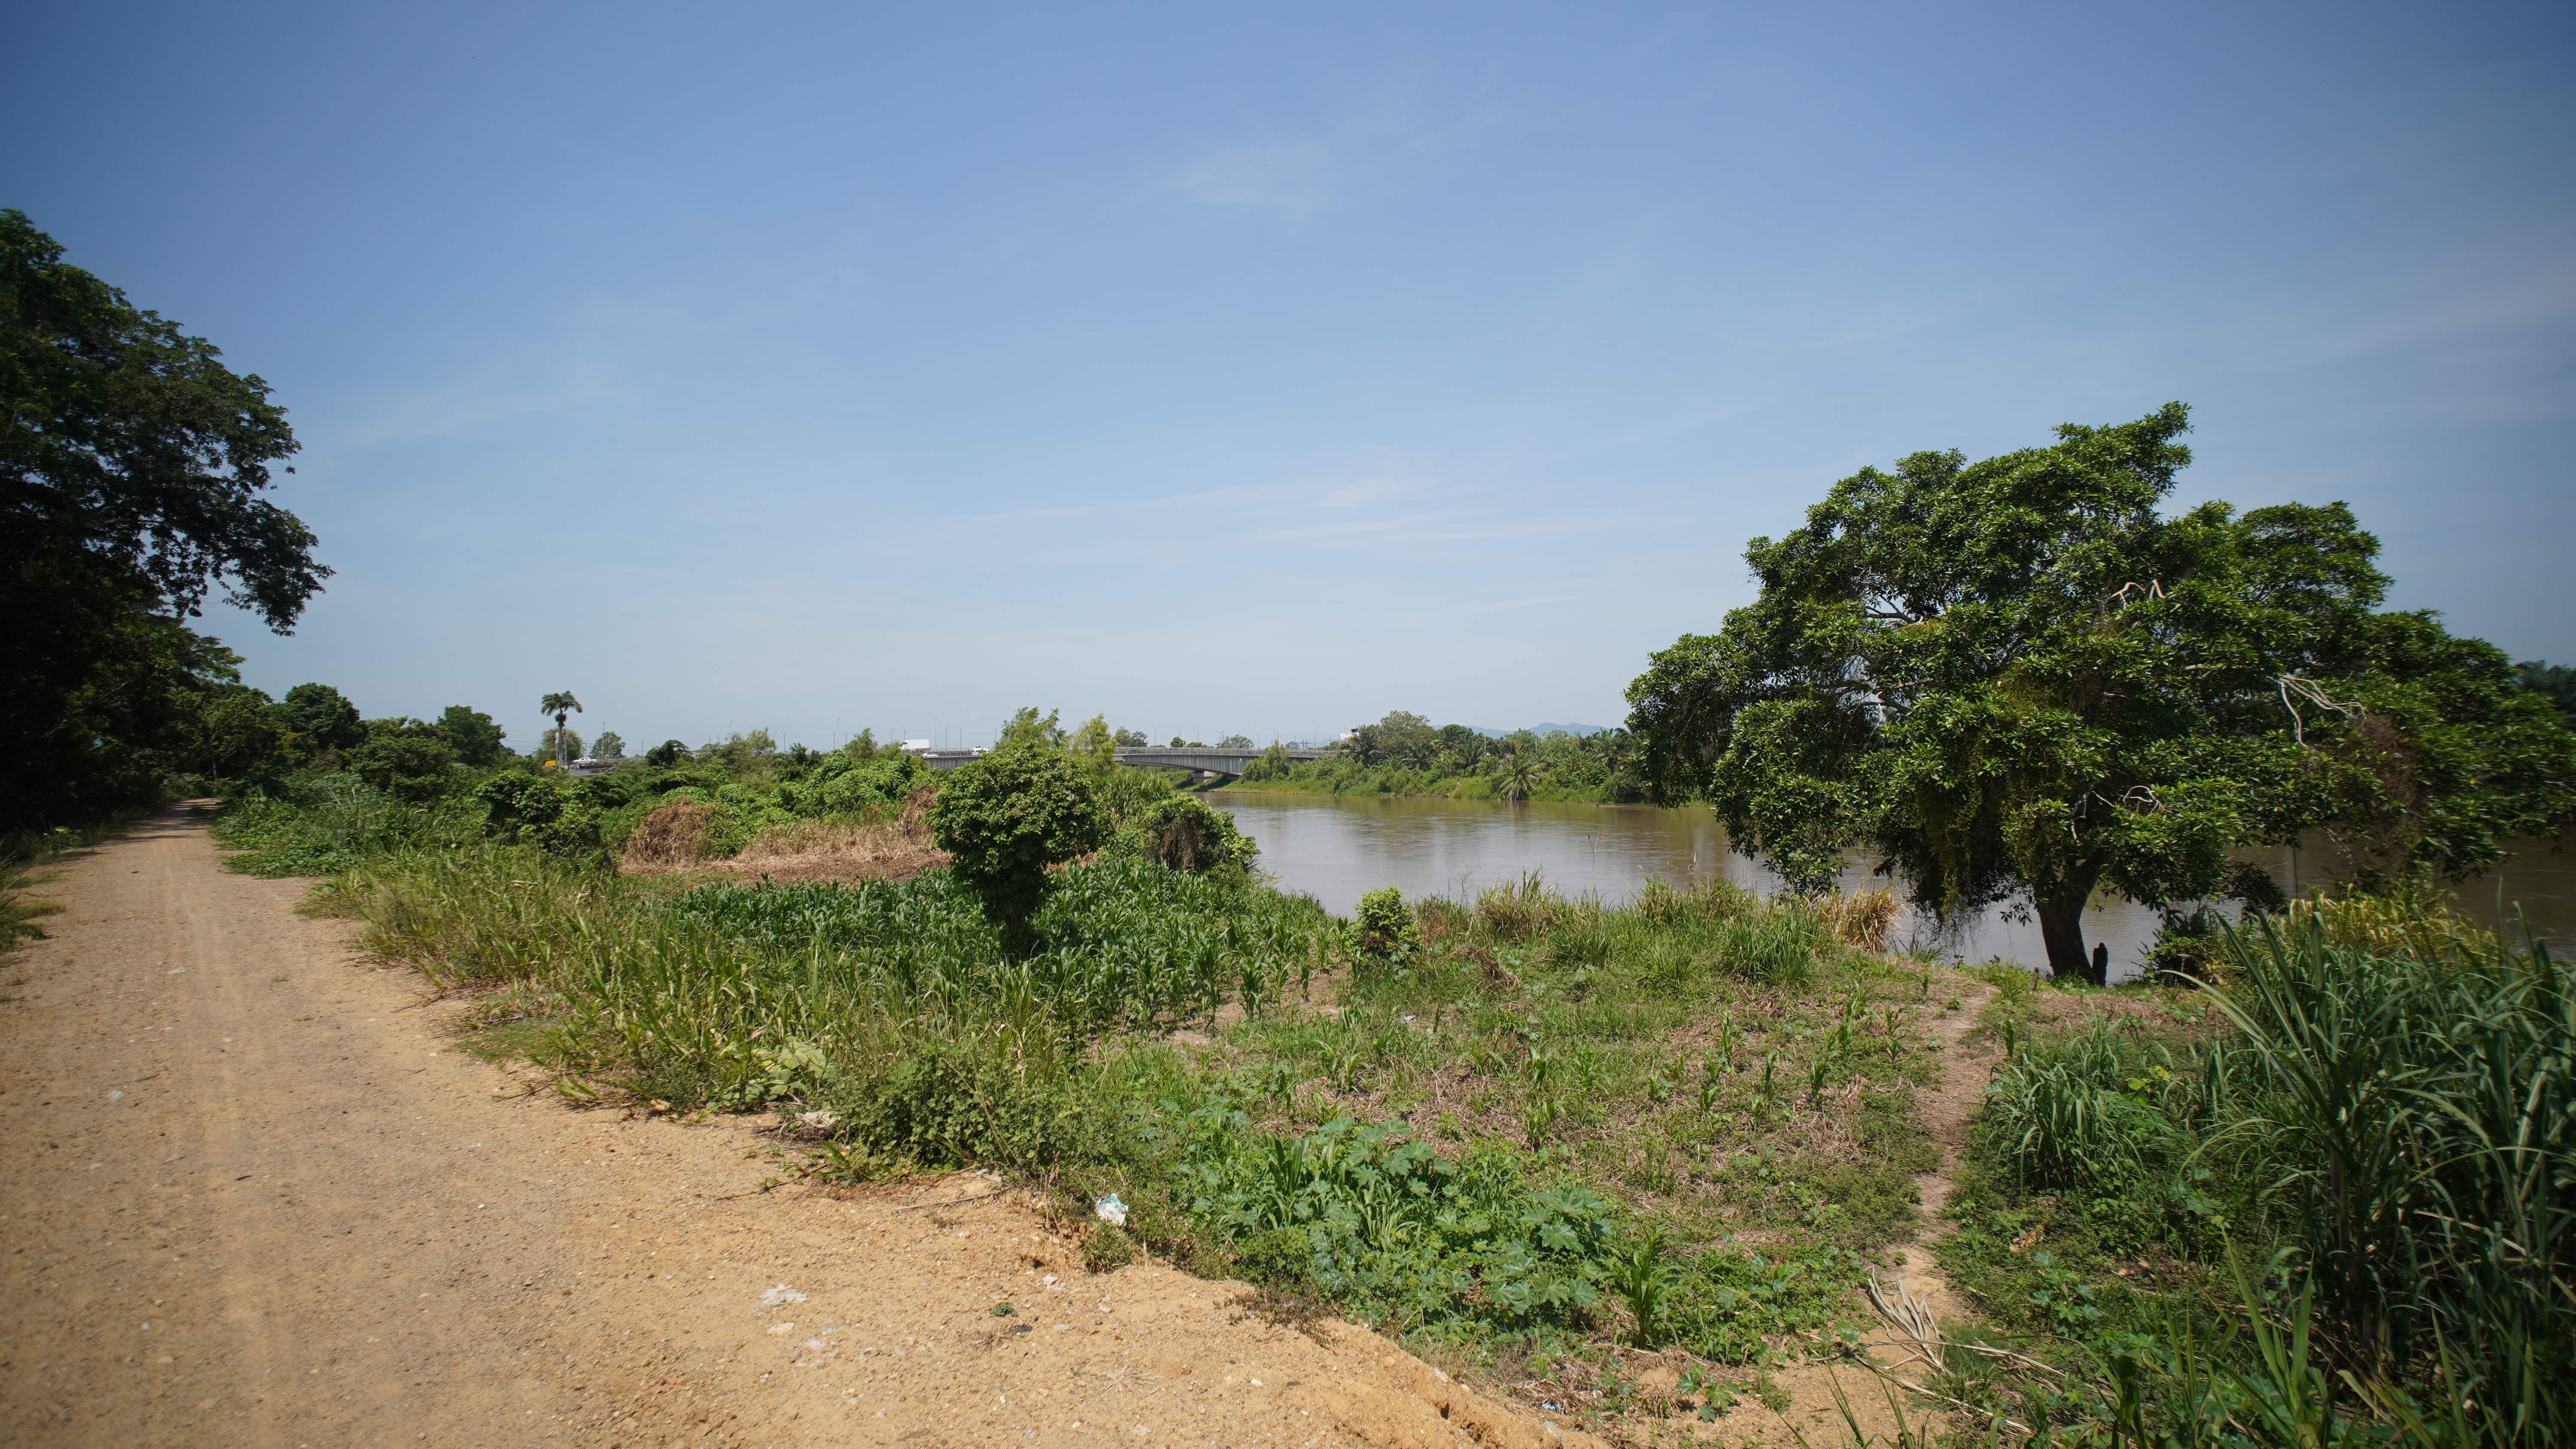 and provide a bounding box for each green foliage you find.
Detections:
[644,738,691,767]
[212,772,486,876]
[278,683,365,755]
[538,726,584,763]
[1661,1244,1877,1364]
[1083,1224,1138,1273]
[437,705,508,766]
[1,209,340,832]
[1607,1227,1675,1347]
[1353,886,1421,969]
[347,735,459,803]
[188,681,292,790]
[1133,793,1258,875]
[1179,1115,1619,1335]
[1627,403,2576,976]
[997,706,1067,750]
[1980,1016,2184,1191]
[679,858,1332,1030]
[474,773,603,857]
[1245,713,1644,802]
[1943,898,2572,1446]
[929,743,1109,946]
[538,692,582,767]
[2515,659,2576,718]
